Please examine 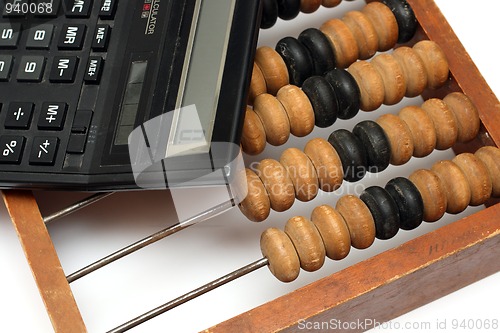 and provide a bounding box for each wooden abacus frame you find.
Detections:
[2,0,499,332]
